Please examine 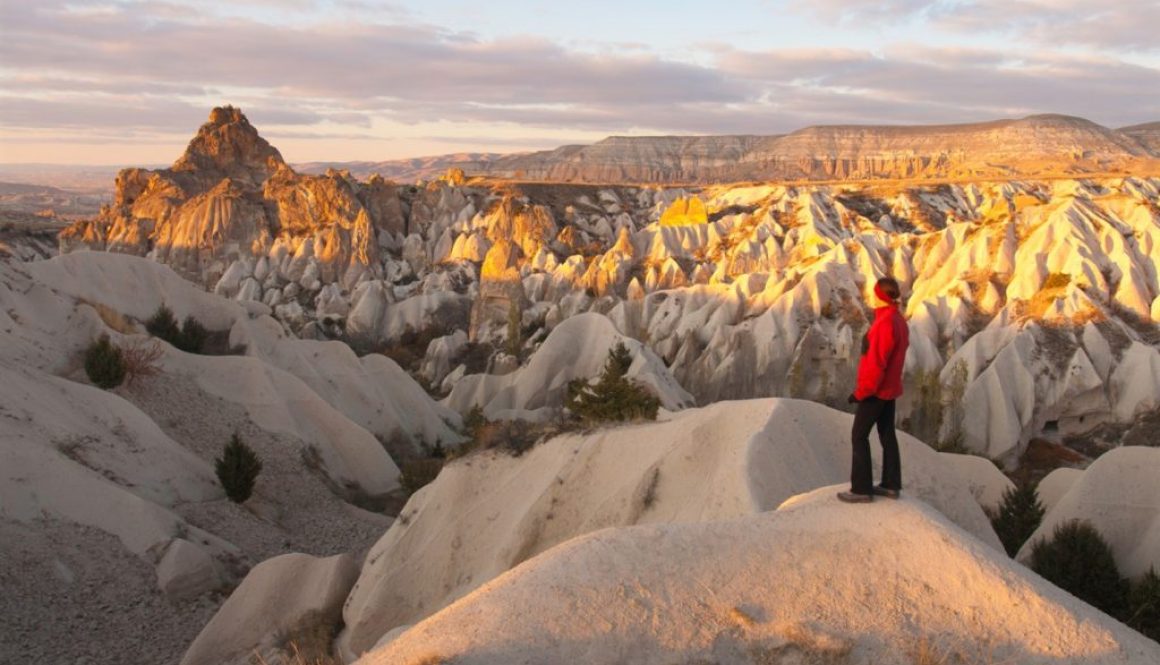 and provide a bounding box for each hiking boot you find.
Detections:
[873,486,900,499]
[837,491,873,504]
